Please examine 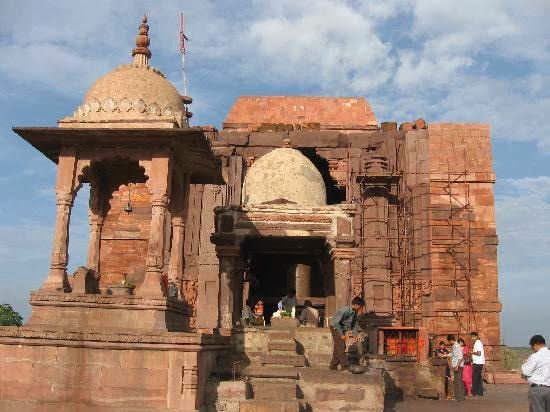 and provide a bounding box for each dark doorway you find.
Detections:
[242,237,330,323]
